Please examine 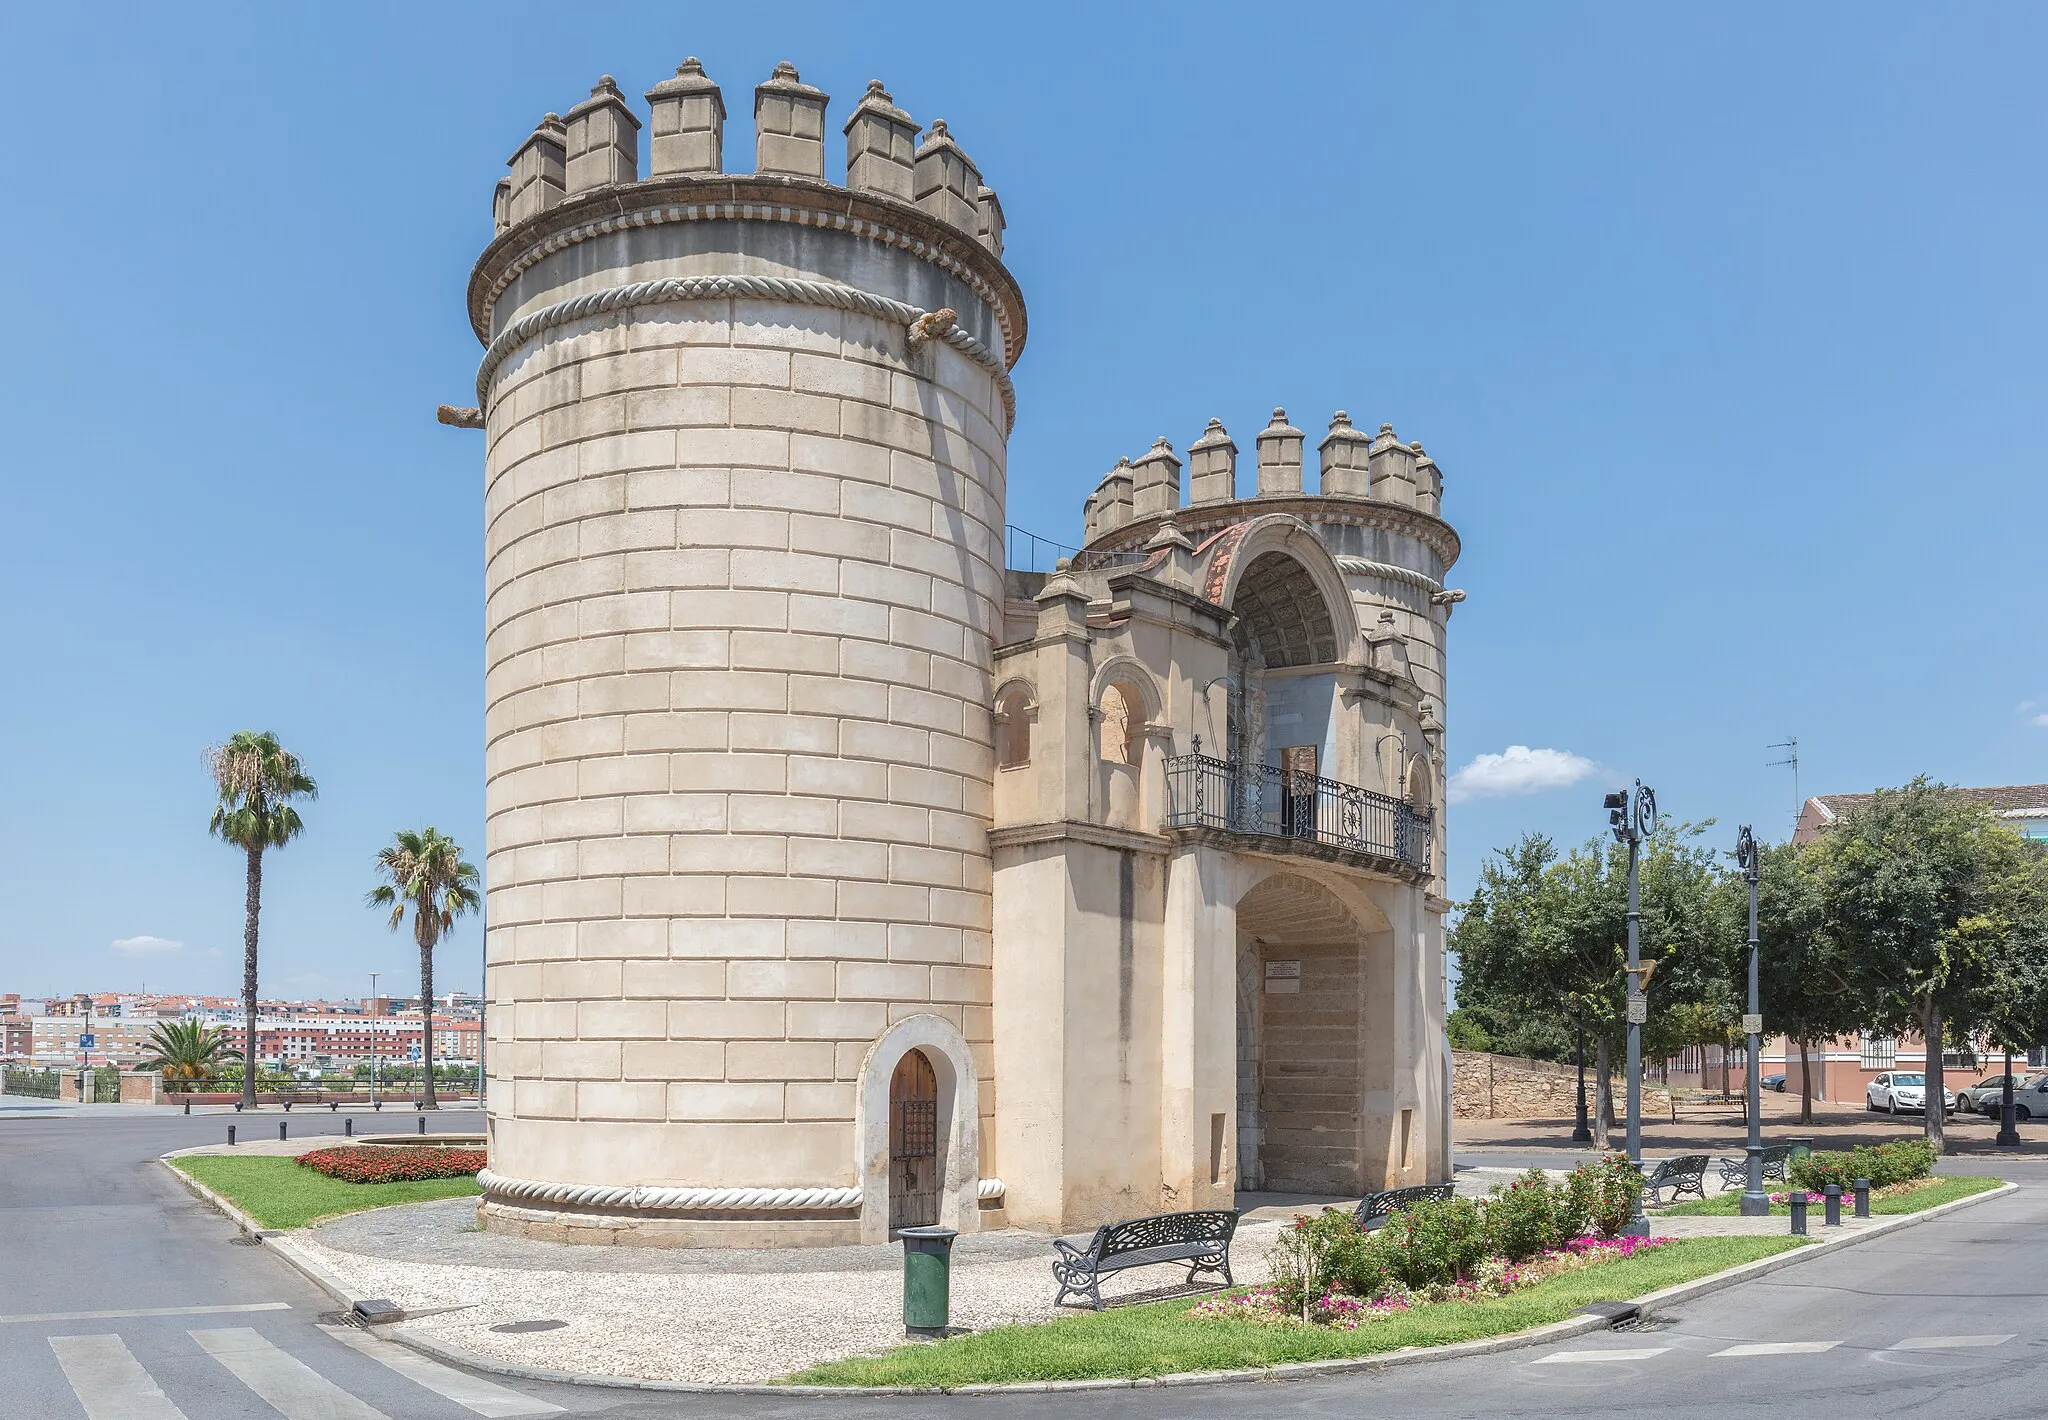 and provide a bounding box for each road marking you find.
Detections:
[192,1327,391,1419]
[1533,1347,1670,1364]
[1890,1334,2016,1351]
[1,1302,290,1325]
[48,1335,191,1420]
[317,1325,564,1417]
[1712,1341,1838,1356]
